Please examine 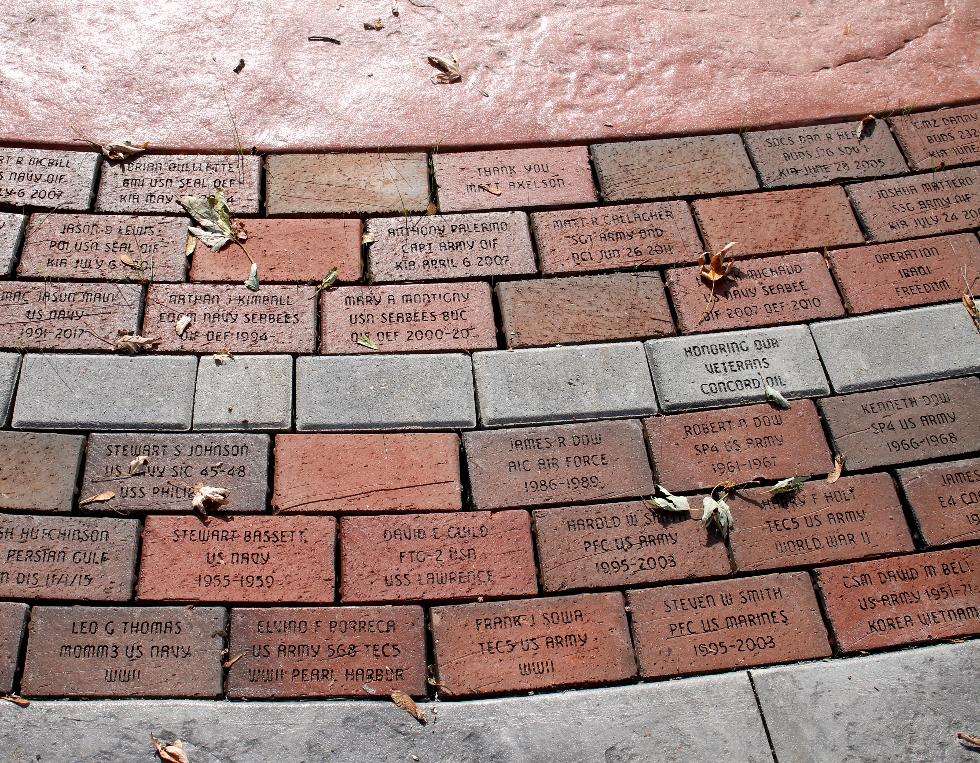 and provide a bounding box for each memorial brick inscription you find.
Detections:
[898,458,980,548]
[0,602,27,693]
[0,148,98,211]
[0,212,25,275]
[0,431,85,513]
[889,104,980,170]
